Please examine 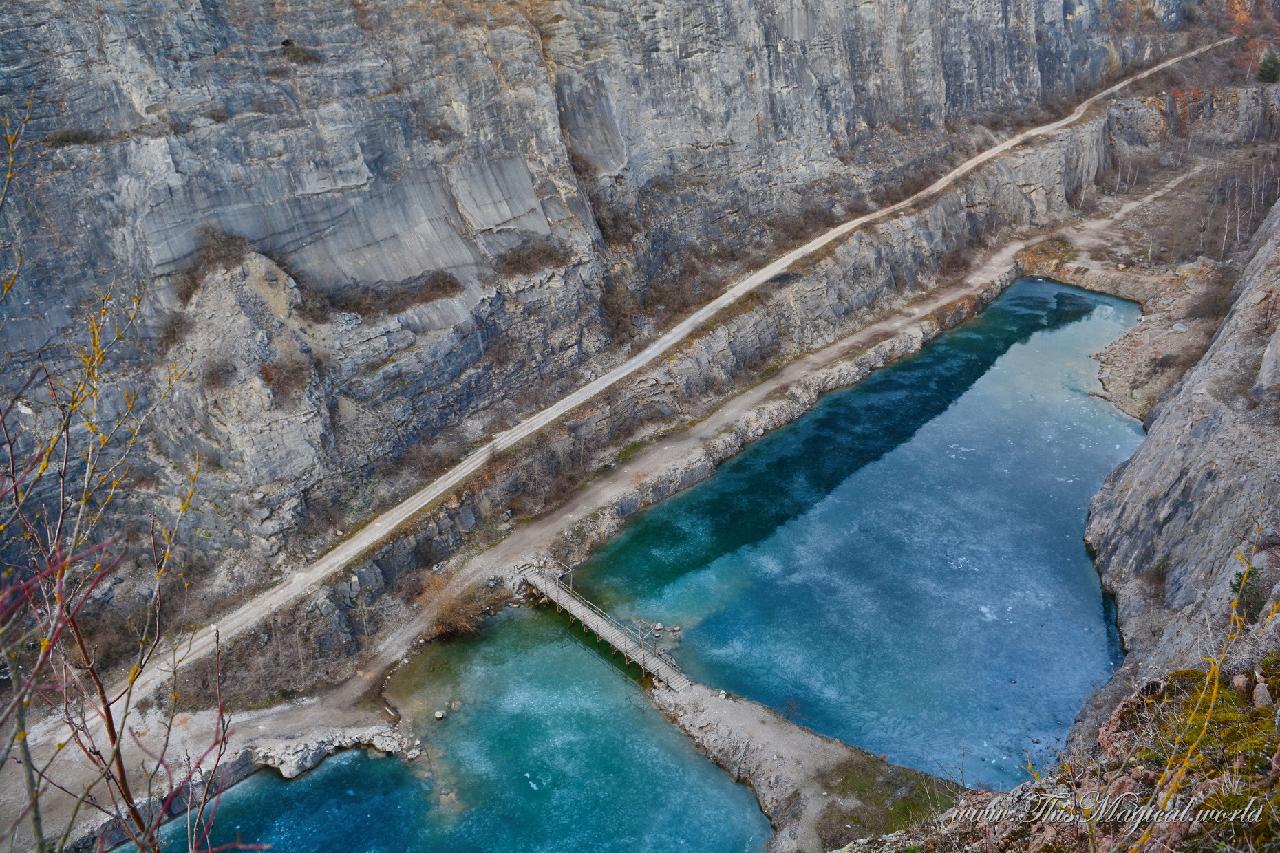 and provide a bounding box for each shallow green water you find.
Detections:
[578,278,1141,790]
[168,278,1140,850]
